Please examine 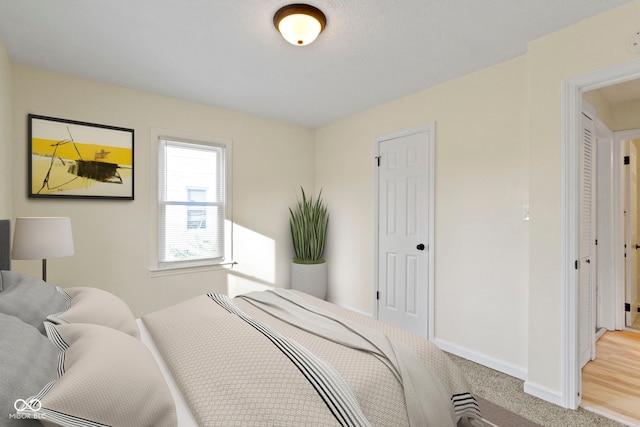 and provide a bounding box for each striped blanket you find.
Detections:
[142,290,482,427]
